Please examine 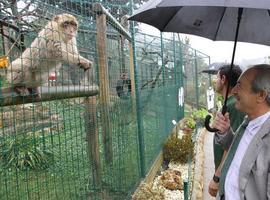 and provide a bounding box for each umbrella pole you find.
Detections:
[222,7,243,114]
[205,8,243,132]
